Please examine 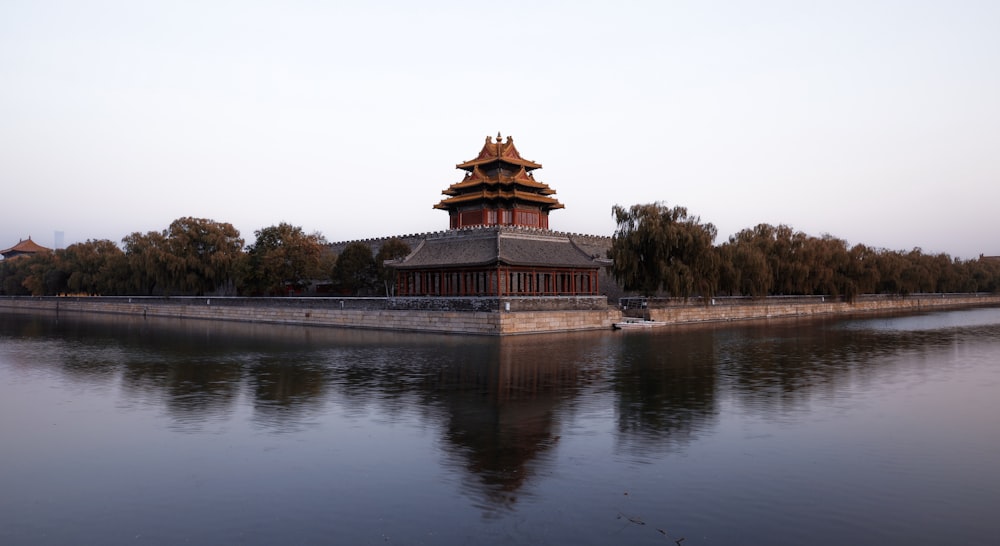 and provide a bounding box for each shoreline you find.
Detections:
[2,294,999,336]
